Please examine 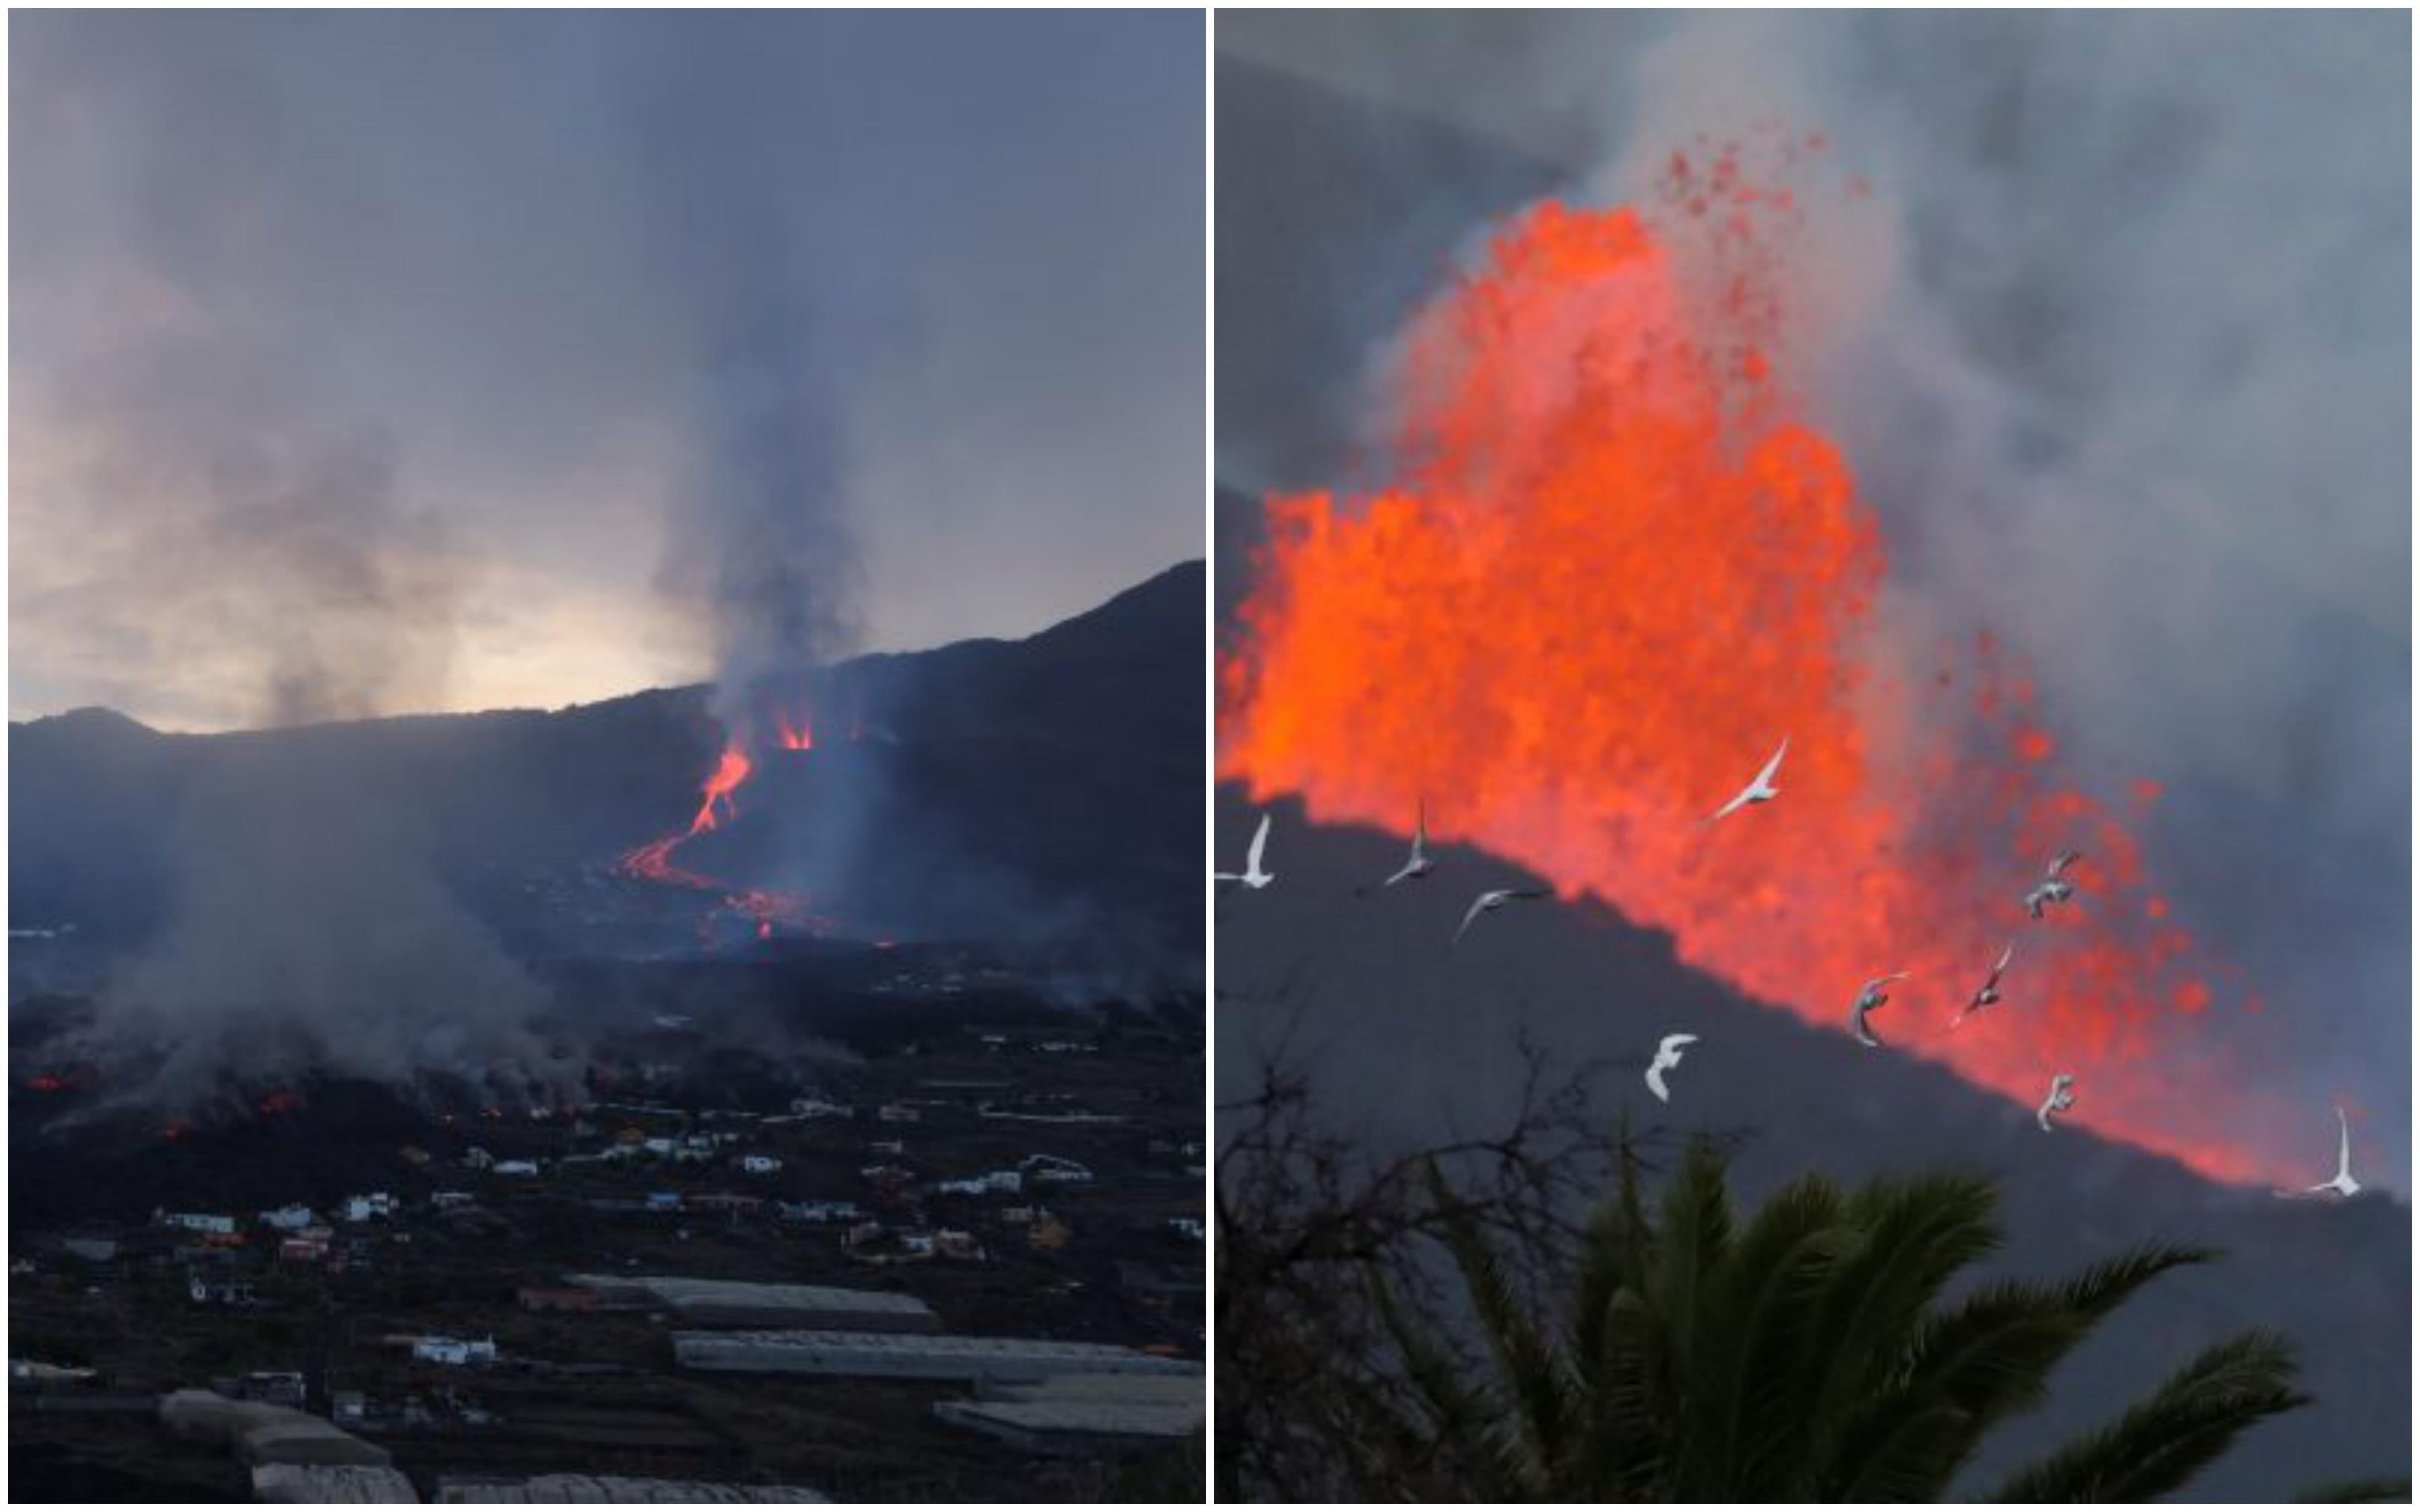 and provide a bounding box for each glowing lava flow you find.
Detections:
[620,709,830,943]
[1218,153,2281,1187]
[691,746,754,834]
